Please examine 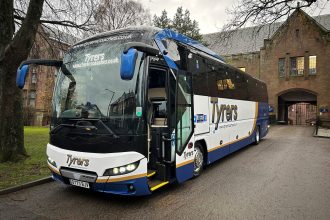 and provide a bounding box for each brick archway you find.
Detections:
[277,88,317,125]
[277,88,318,98]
